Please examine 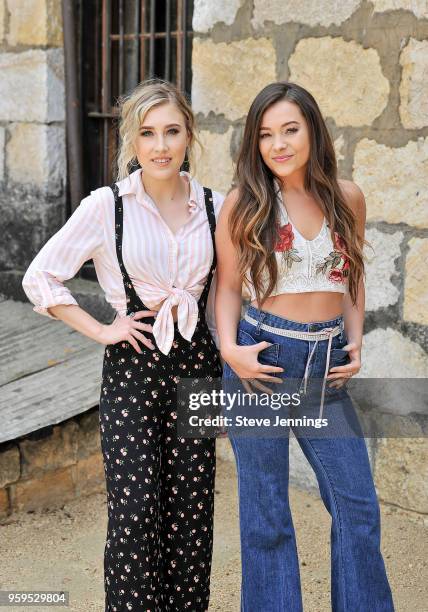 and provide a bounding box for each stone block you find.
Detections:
[289,37,389,127]
[0,488,10,520]
[1,187,65,271]
[399,38,428,130]
[0,126,5,182]
[193,0,244,32]
[19,421,79,479]
[0,445,21,488]
[372,0,428,18]
[334,134,345,163]
[359,328,428,378]
[77,410,101,460]
[0,49,65,122]
[7,122,66,193]
[0,0,4,43]
[192,38,276,121]
[353,137,428,228]
[195,128,234,195]
[252,0,361,28]
[9,465,75,512]
[74,453,105,497]
[7,0,62,46]
[364,227,403,311]
[403,237,428,325]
